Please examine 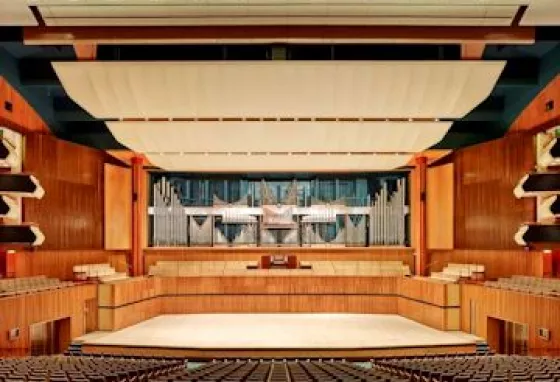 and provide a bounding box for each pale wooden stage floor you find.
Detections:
[81,314,480,349]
